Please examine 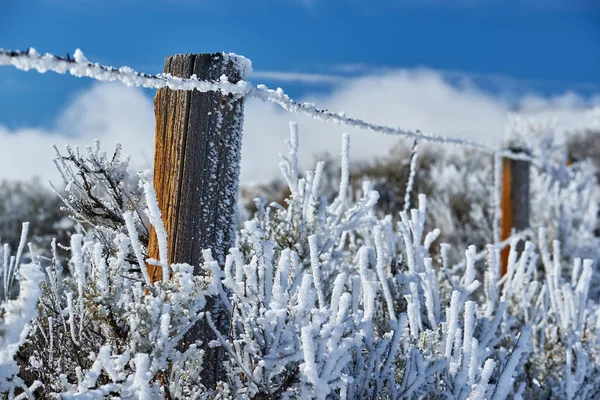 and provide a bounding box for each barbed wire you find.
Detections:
[251,84,499,153]
[0,48,252,95]
[0,47,539,163]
